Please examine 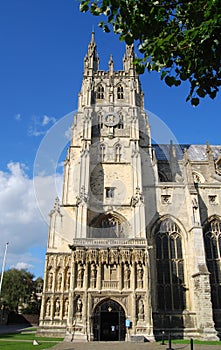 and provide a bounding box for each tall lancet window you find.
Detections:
[155,218,185,311]
[100,144,106,162]
[117,85,124,99]
[98,113,103,129]
[115,144,122,162]
[97,84,104,99]
[118,114,124,129]
[204,218,221,309]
